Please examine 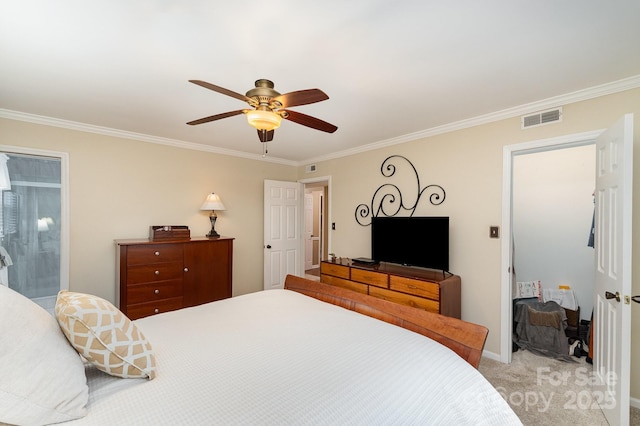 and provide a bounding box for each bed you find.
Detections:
[0,275,521,425]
